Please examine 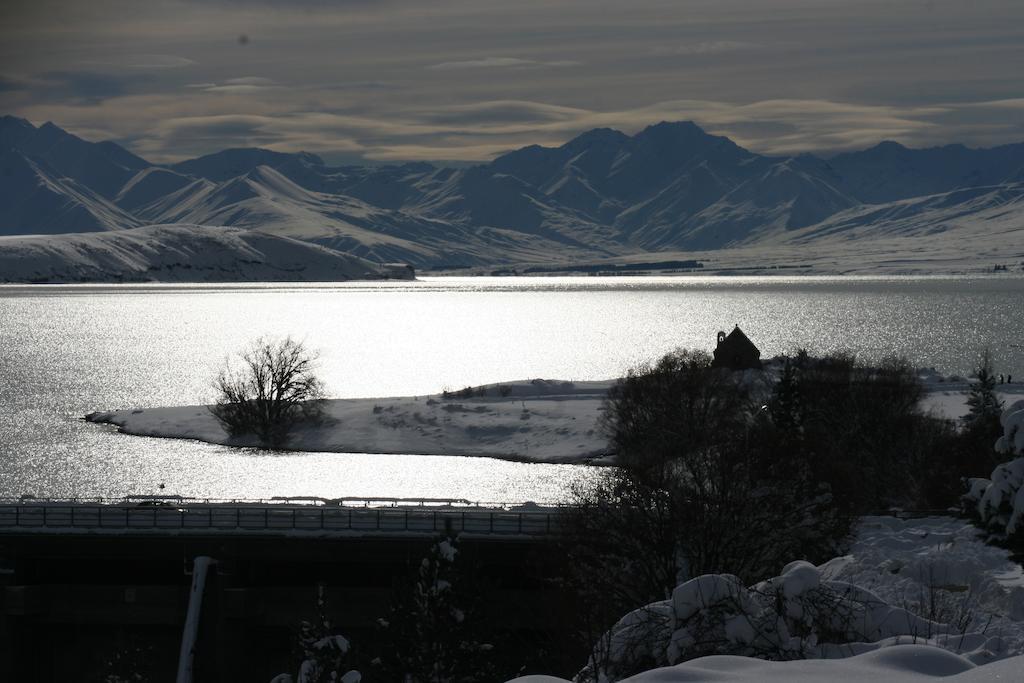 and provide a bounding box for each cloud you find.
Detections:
[427,57,581,71]
[223,76,274,86]
[14,91,1024,165]
[125,54,197,68]
[187,76,279,93]
[0,74,30,92]
[650,41,759,56]
[5,0,1023,163]
[29,70,134,104]
[416,100,586,126]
